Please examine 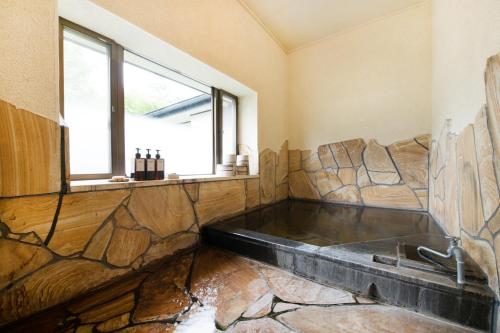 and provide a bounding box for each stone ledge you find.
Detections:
[69,175,259,193]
